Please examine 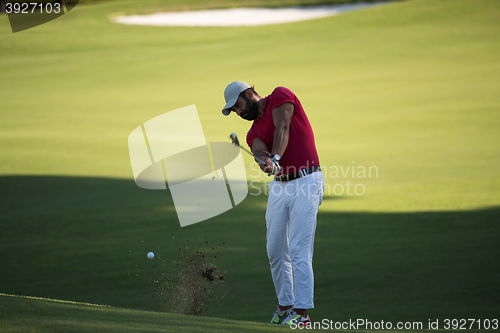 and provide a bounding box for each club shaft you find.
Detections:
[238,145,267,165]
